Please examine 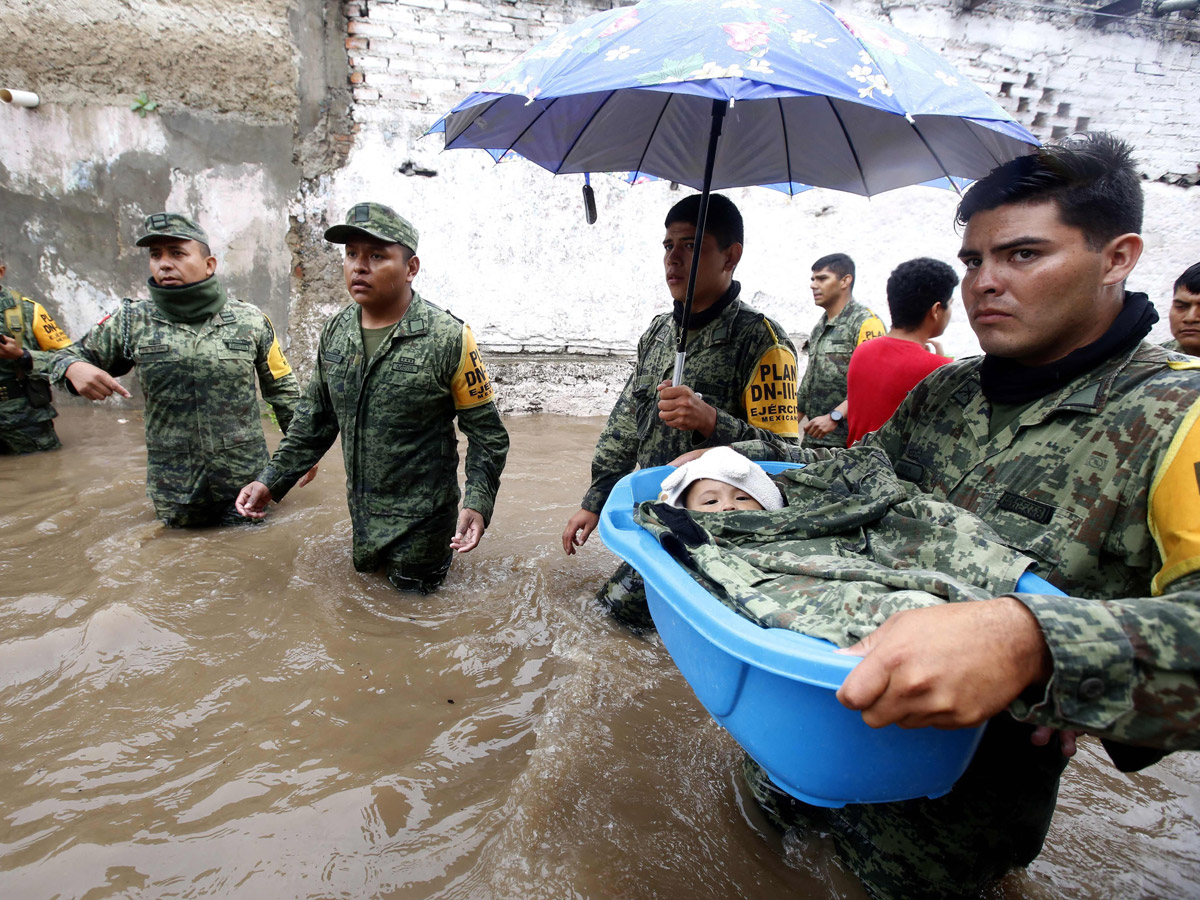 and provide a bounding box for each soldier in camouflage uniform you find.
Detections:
[236,203,509,594]
[1164,262,1200,355]
[560,194,800,629]
[0,255,75,453]
[679,134,1200,899]
[797,252,885,449]
[51,213,303,527]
